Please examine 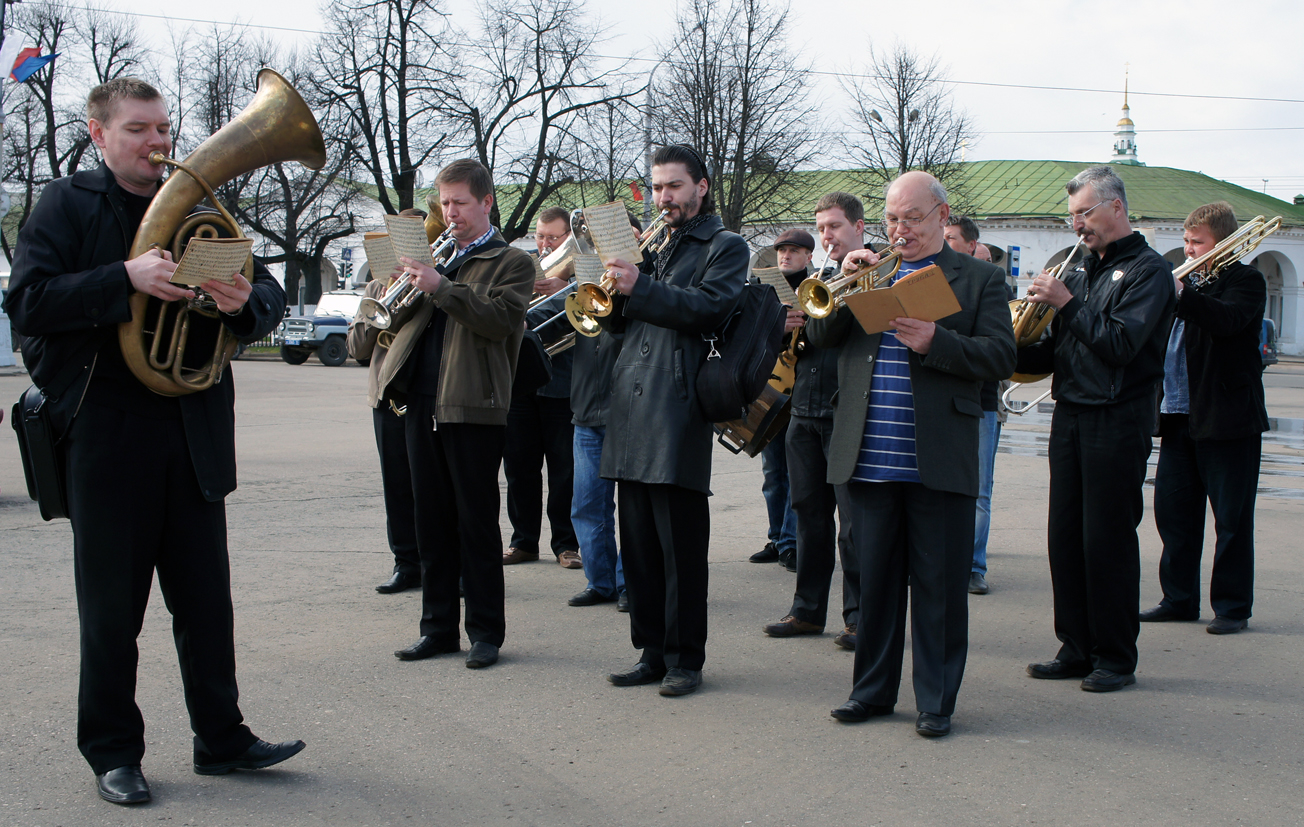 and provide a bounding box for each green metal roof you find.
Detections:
[959,160,1304,226]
